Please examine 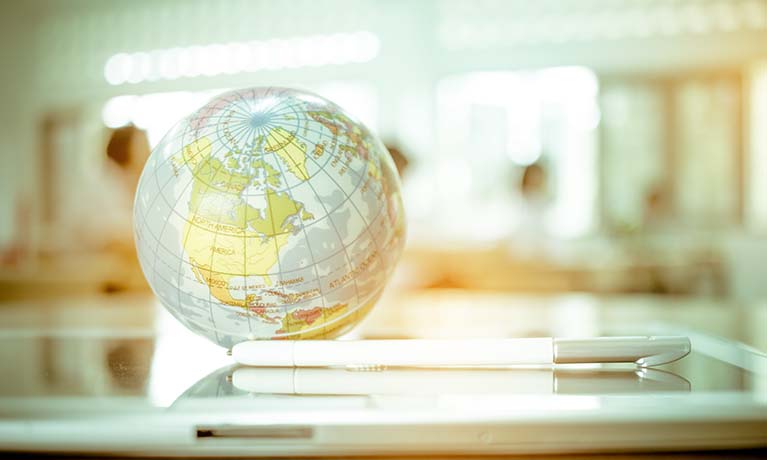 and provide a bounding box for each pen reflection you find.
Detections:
[172,365,690,405]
